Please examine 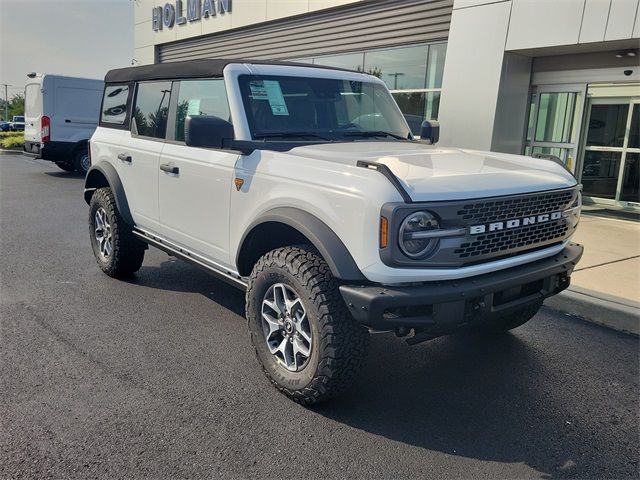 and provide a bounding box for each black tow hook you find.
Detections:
[394,327,446,345]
